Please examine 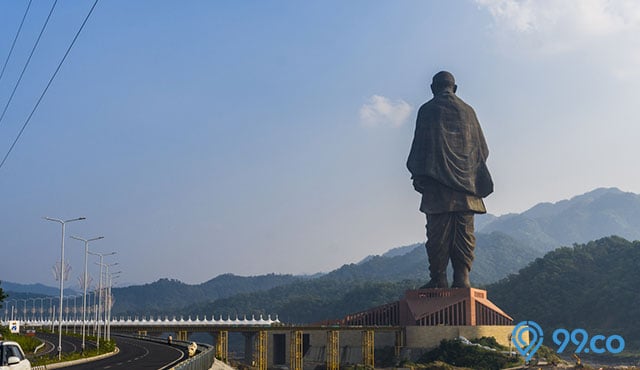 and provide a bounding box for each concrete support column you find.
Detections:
[214,330,228,363]
[395,329,404,359]
[257,330,267,370]
[362,330,374,369]
[177,330,188,341]
[290,330,303,370]
[326,330,339,370]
